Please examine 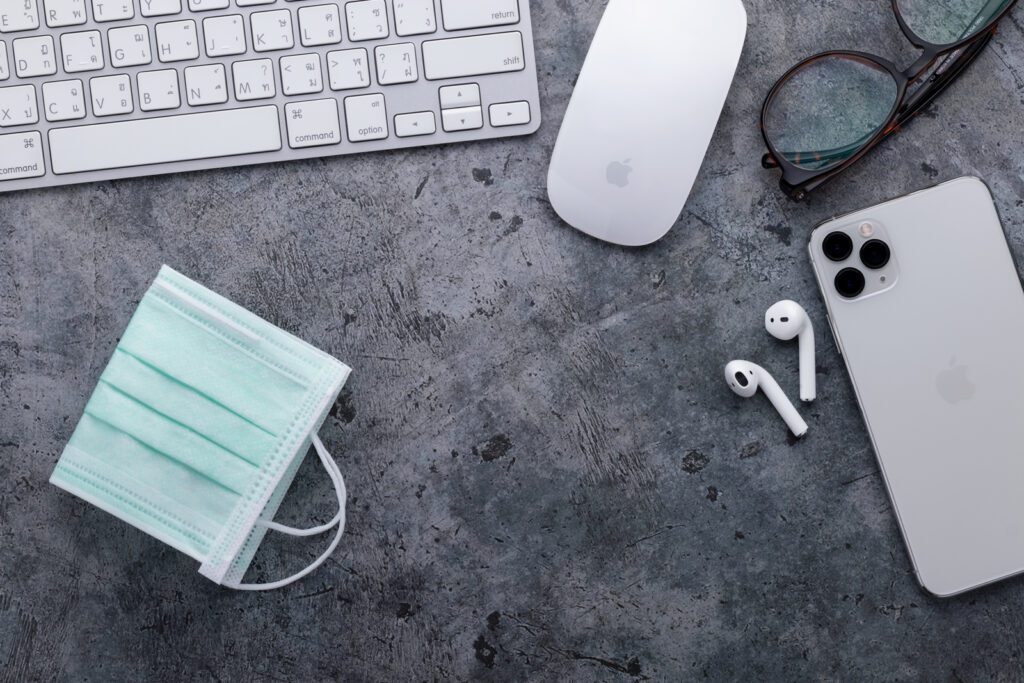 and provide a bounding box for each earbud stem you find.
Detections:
[799,326,816,403]
[759,369,809,438]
